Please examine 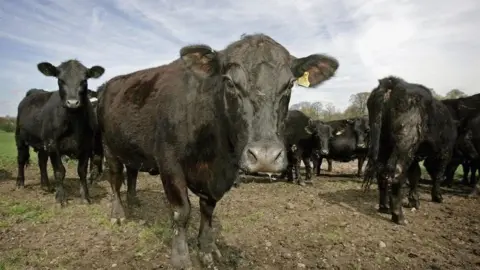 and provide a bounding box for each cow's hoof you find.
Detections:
[110,217,126,225]
[378,206,390,214]
[80,197,92,205]
[432,195,443,203]
[55,191,67,207]
[391,214,406,225]
[406,202,419,210]
[171,252,193,270]
[127,196,141,207]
